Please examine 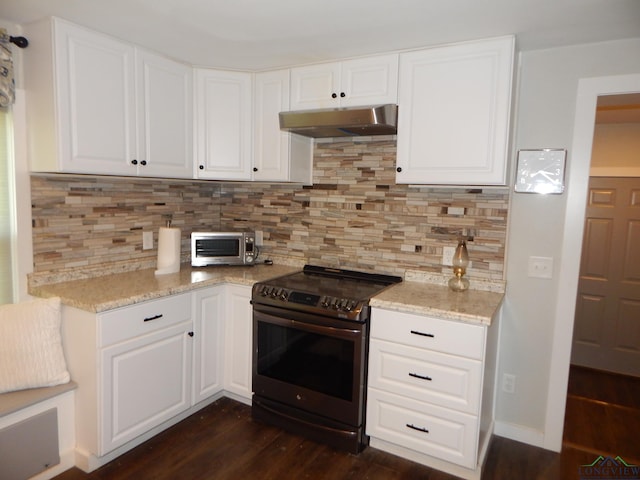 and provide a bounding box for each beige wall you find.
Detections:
[496,37,640,447]
[590,122,640,176]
